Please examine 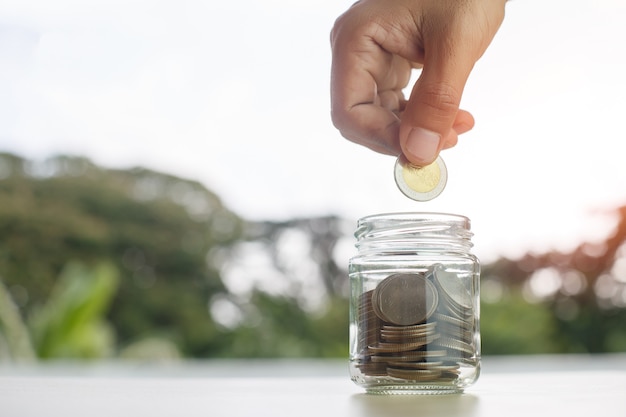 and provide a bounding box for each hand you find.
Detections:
[330,0,506,166]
